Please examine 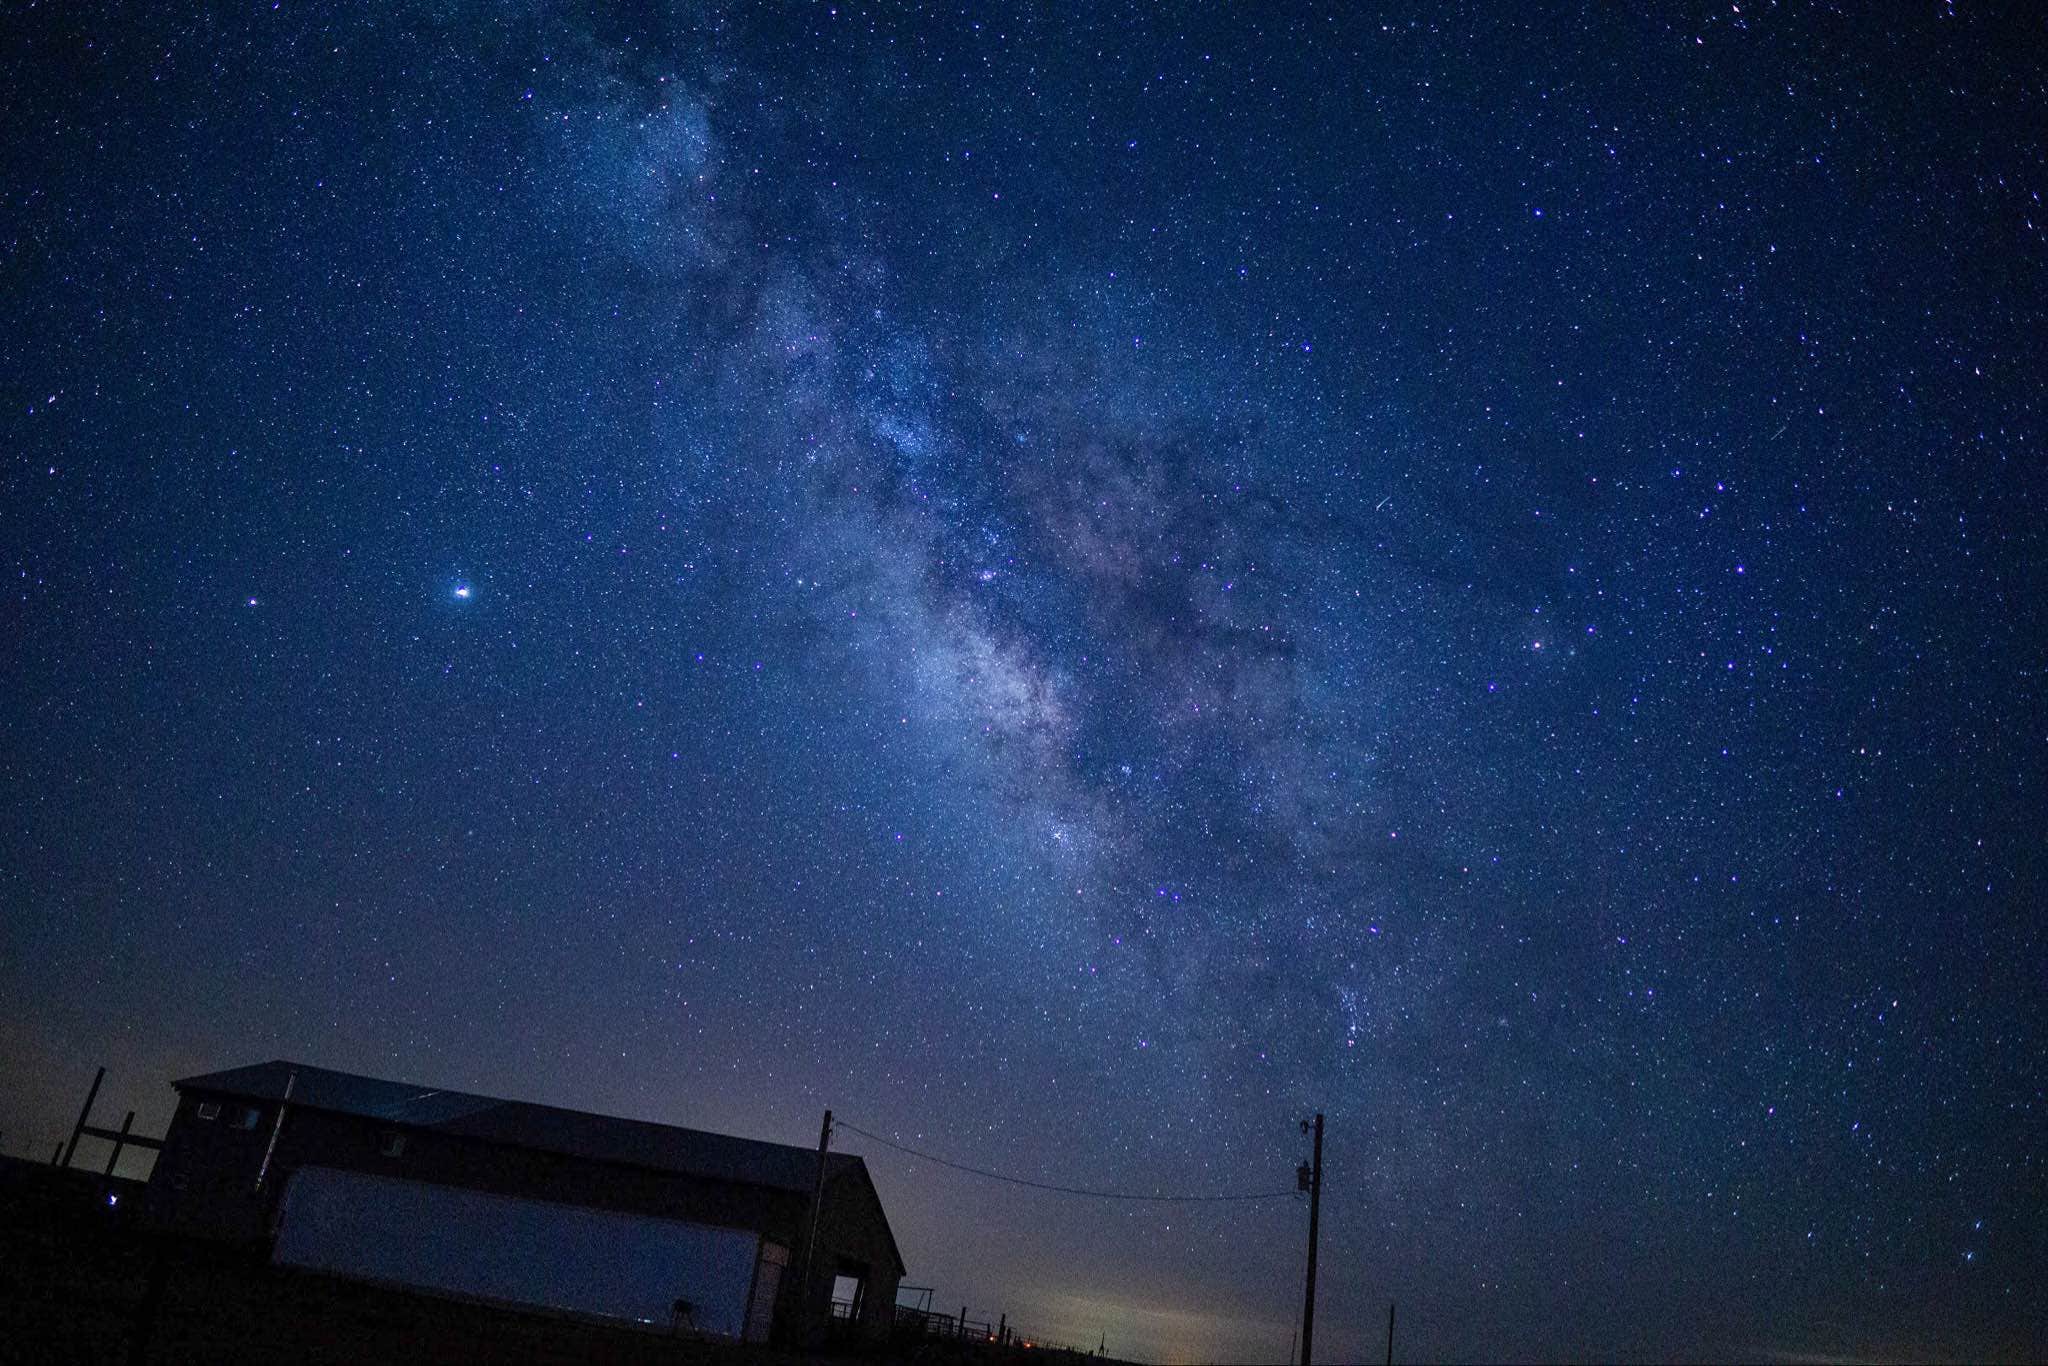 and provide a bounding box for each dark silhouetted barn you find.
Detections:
[146,1060,903,1342]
